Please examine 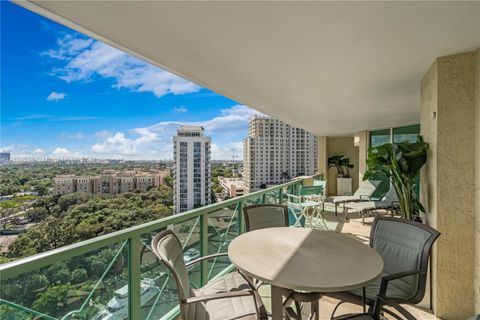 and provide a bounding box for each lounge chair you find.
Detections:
[324,180,382,215]
[326,216,440,320]
[343,185,399,224]
[151,230,267,320]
